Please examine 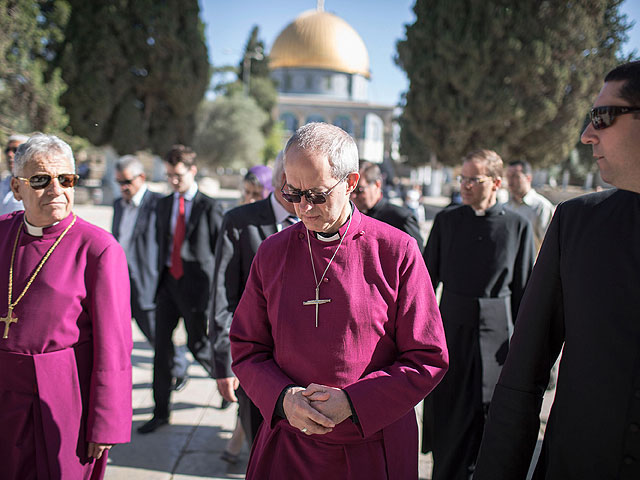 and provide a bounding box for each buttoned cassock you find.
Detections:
[0,211,132,480]
[230,207,448,479]
[475,189,640,479]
